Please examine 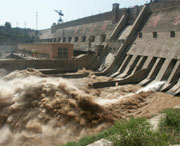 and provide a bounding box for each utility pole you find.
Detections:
[35,12,38,30]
